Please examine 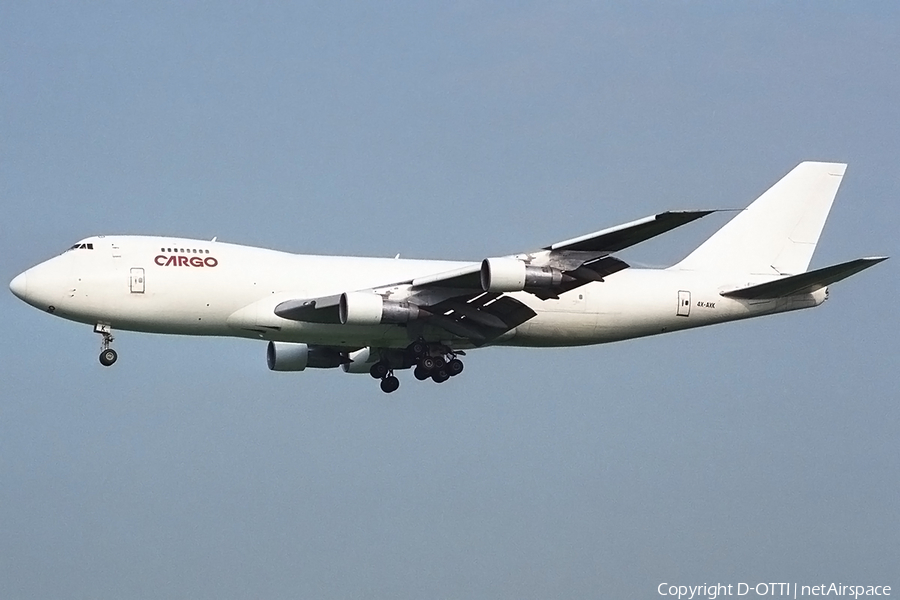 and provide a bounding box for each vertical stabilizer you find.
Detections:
[673,162,847,275]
